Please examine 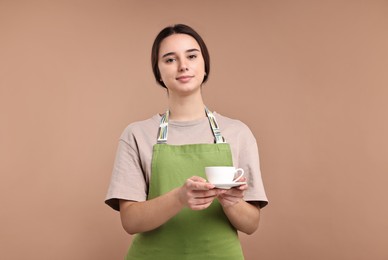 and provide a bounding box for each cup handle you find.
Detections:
[233,168,244,182]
